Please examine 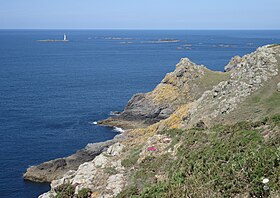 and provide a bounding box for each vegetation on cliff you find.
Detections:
[37,45,280,198]
[118,115,280,197]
